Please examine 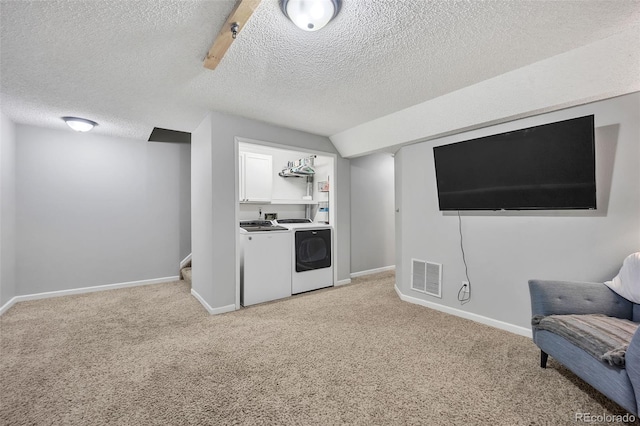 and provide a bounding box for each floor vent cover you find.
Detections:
[411,259,442,298]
